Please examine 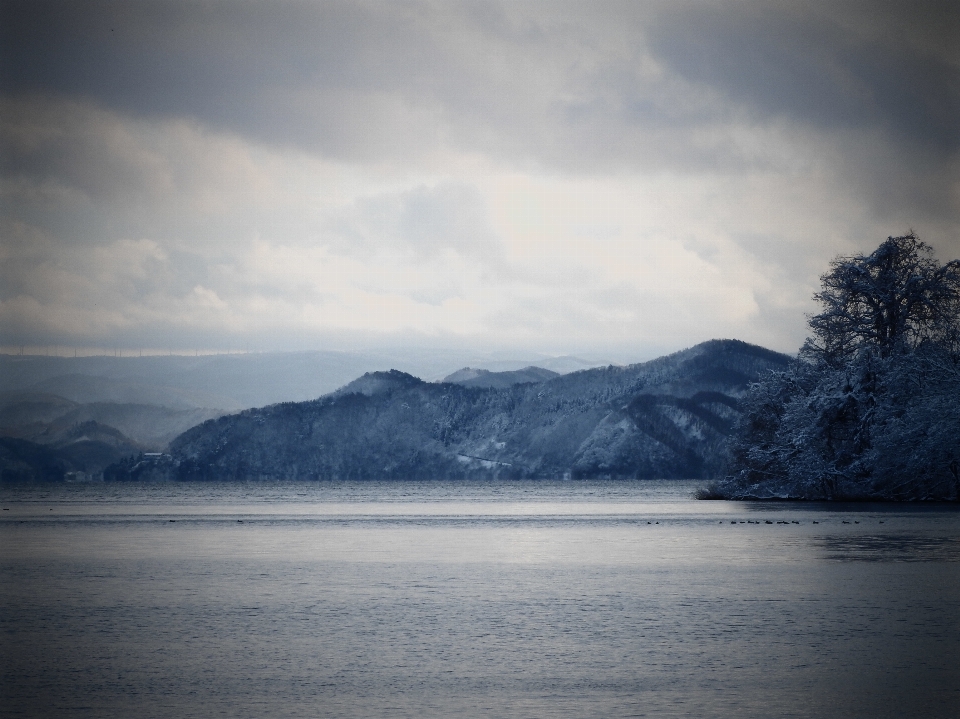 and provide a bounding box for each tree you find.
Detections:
[714,234,960,501]
[802,233,960,365]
